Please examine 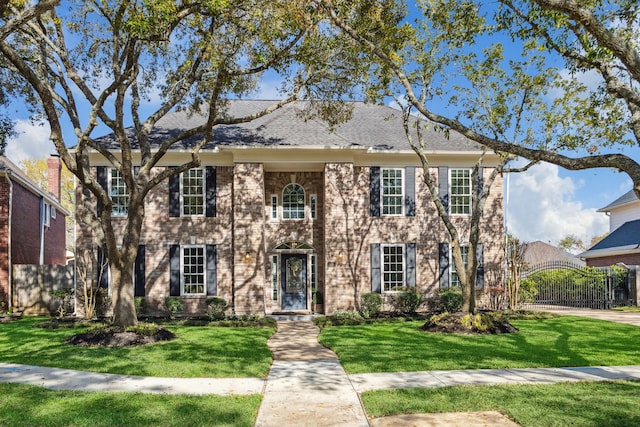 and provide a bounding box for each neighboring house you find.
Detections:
[0,156,67,309]
[76,101,505,315]
[523,240,585,267]
[580,190,640,267]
